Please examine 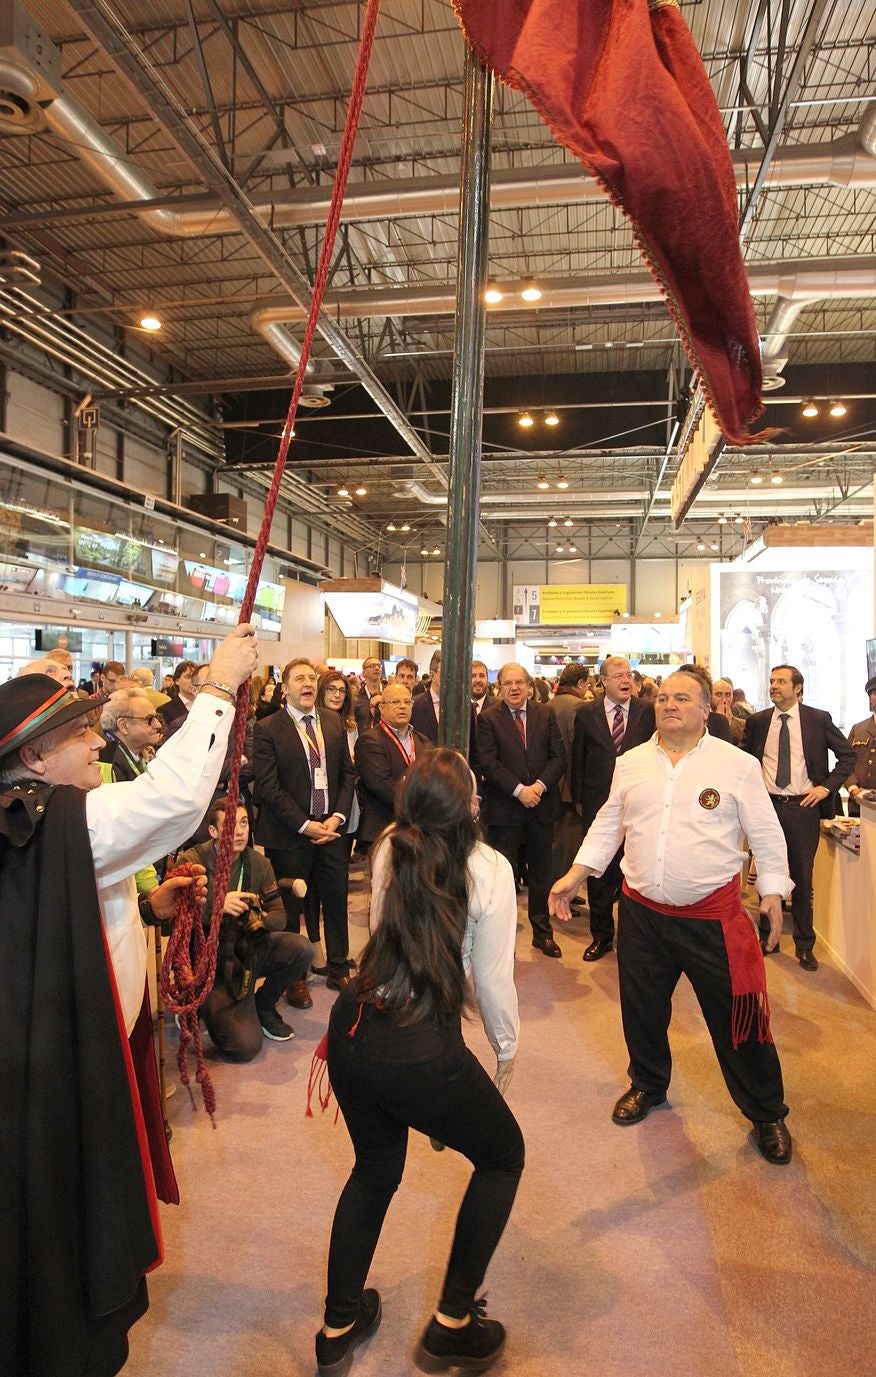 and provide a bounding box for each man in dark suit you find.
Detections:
[478,661,567,956]
[844,675,876,816]
[353,654,384,733]
[410,649,442,742]
[253,657,356,990]
[677,663,733,742]
[743,663,855,970]
[354,682,430,844]
[570,656,655,960]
